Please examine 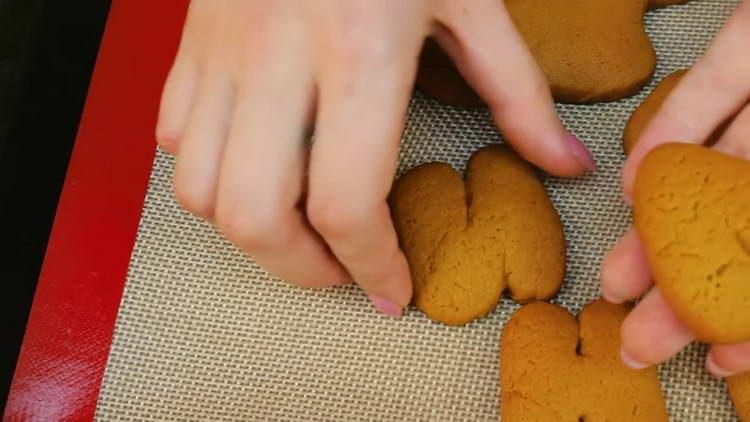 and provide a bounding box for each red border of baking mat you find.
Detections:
[4,1,188,420]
